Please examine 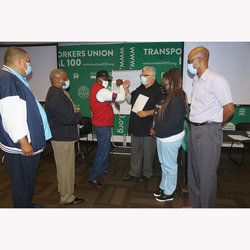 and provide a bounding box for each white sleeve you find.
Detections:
[0,96,29,143]
[96,85,125,102]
